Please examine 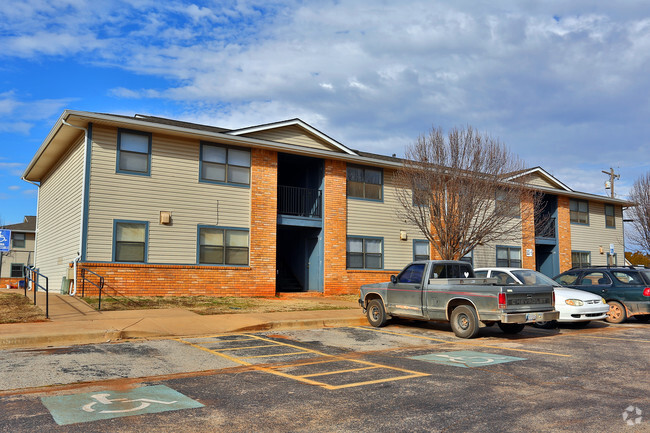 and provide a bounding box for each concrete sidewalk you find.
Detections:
[0,289,366,349]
